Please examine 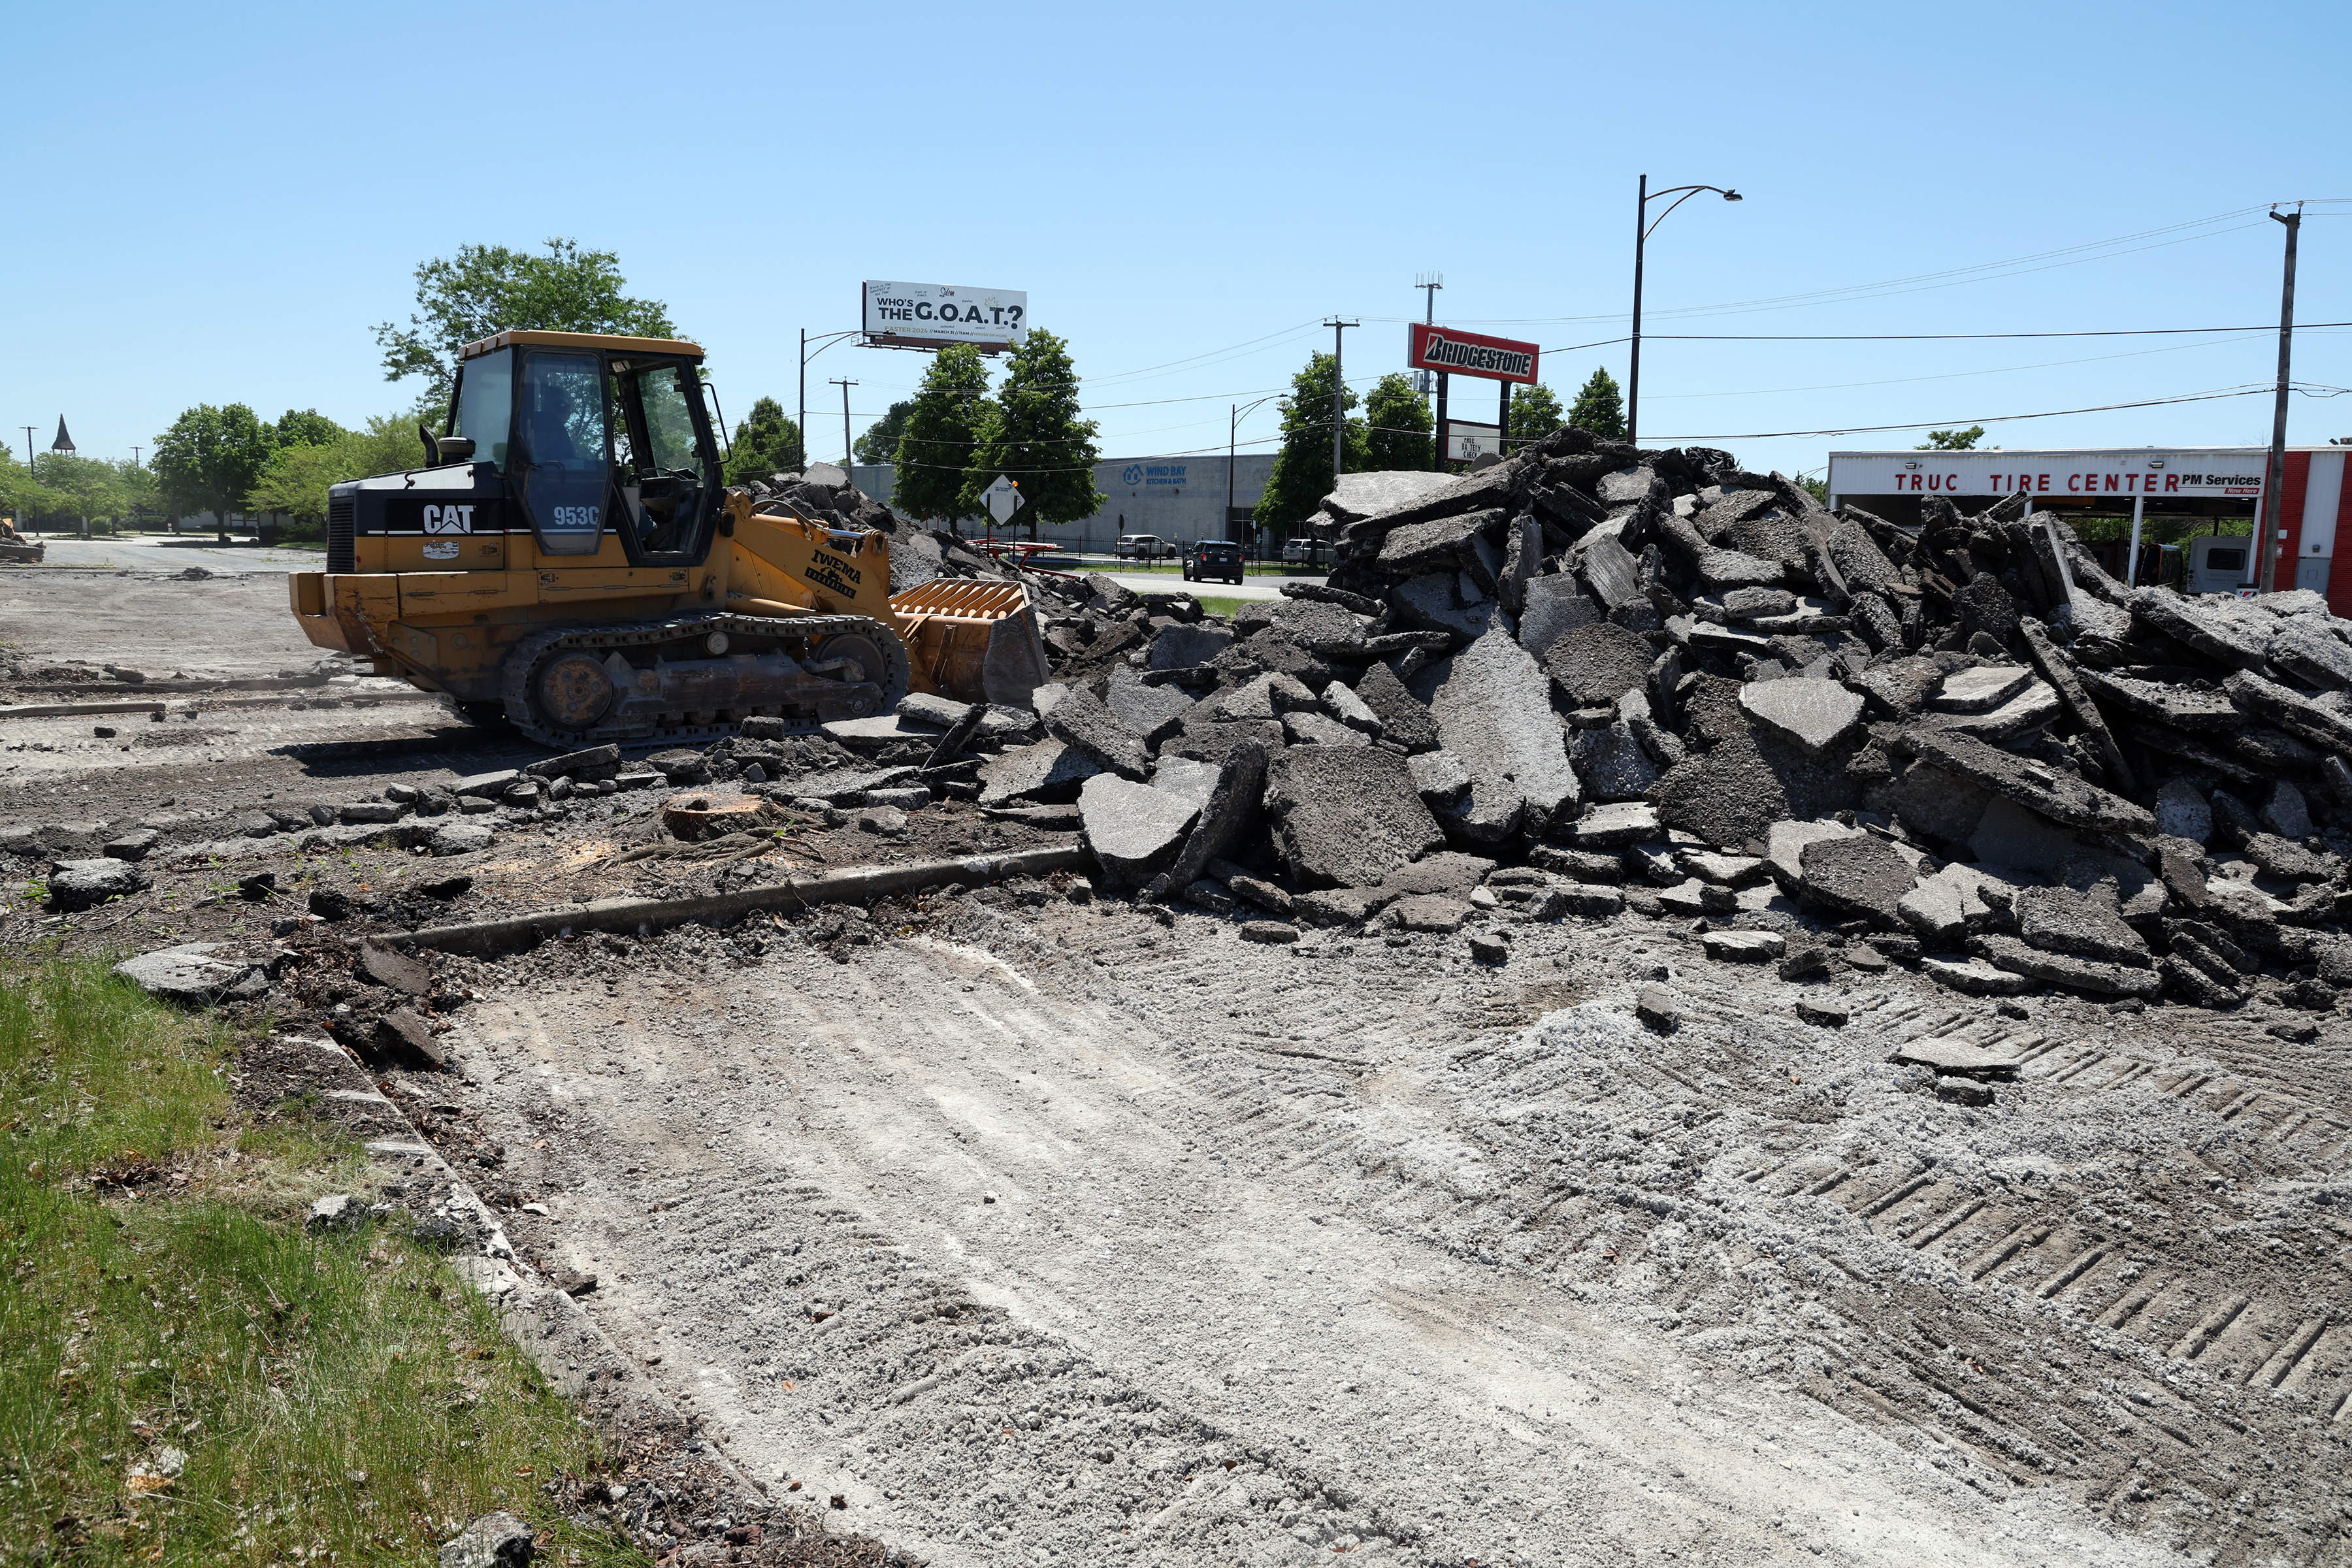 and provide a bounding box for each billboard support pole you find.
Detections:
[1499,383,1512,457]
[830,378,858,470]
[2259,203,2302,595]
[2127,493,2146,587]
[1435,377,1450,471]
